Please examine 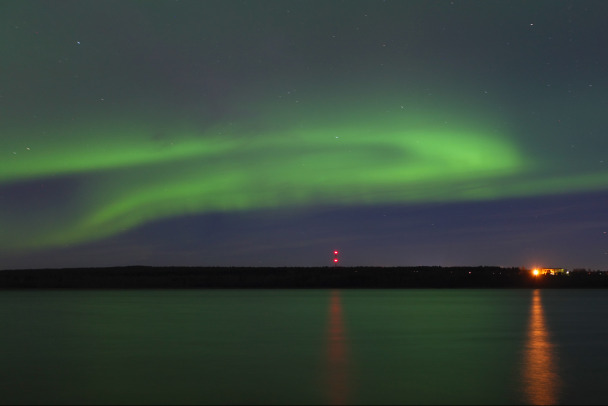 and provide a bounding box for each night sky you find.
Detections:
[2,0,608,270]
